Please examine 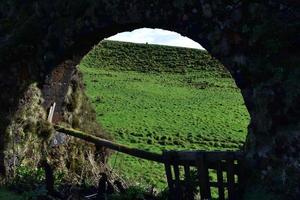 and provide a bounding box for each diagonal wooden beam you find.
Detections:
[54,125,164,163]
